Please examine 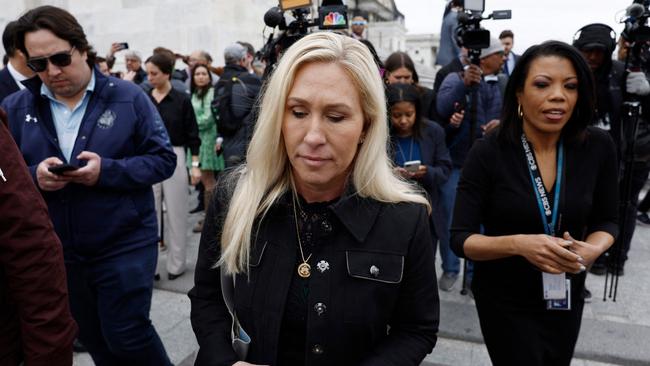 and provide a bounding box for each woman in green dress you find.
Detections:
[190,64,225,223]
